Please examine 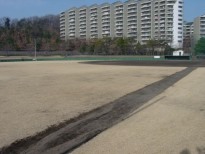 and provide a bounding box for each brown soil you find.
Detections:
[0,67,195,154]
[82,60,205,67]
